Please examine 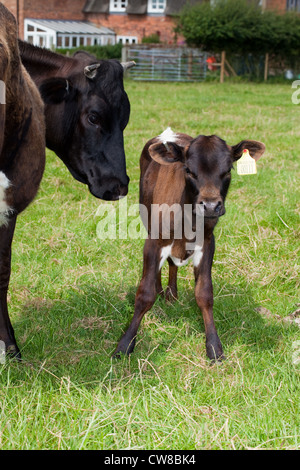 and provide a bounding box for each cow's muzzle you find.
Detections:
[89,176,129,201]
